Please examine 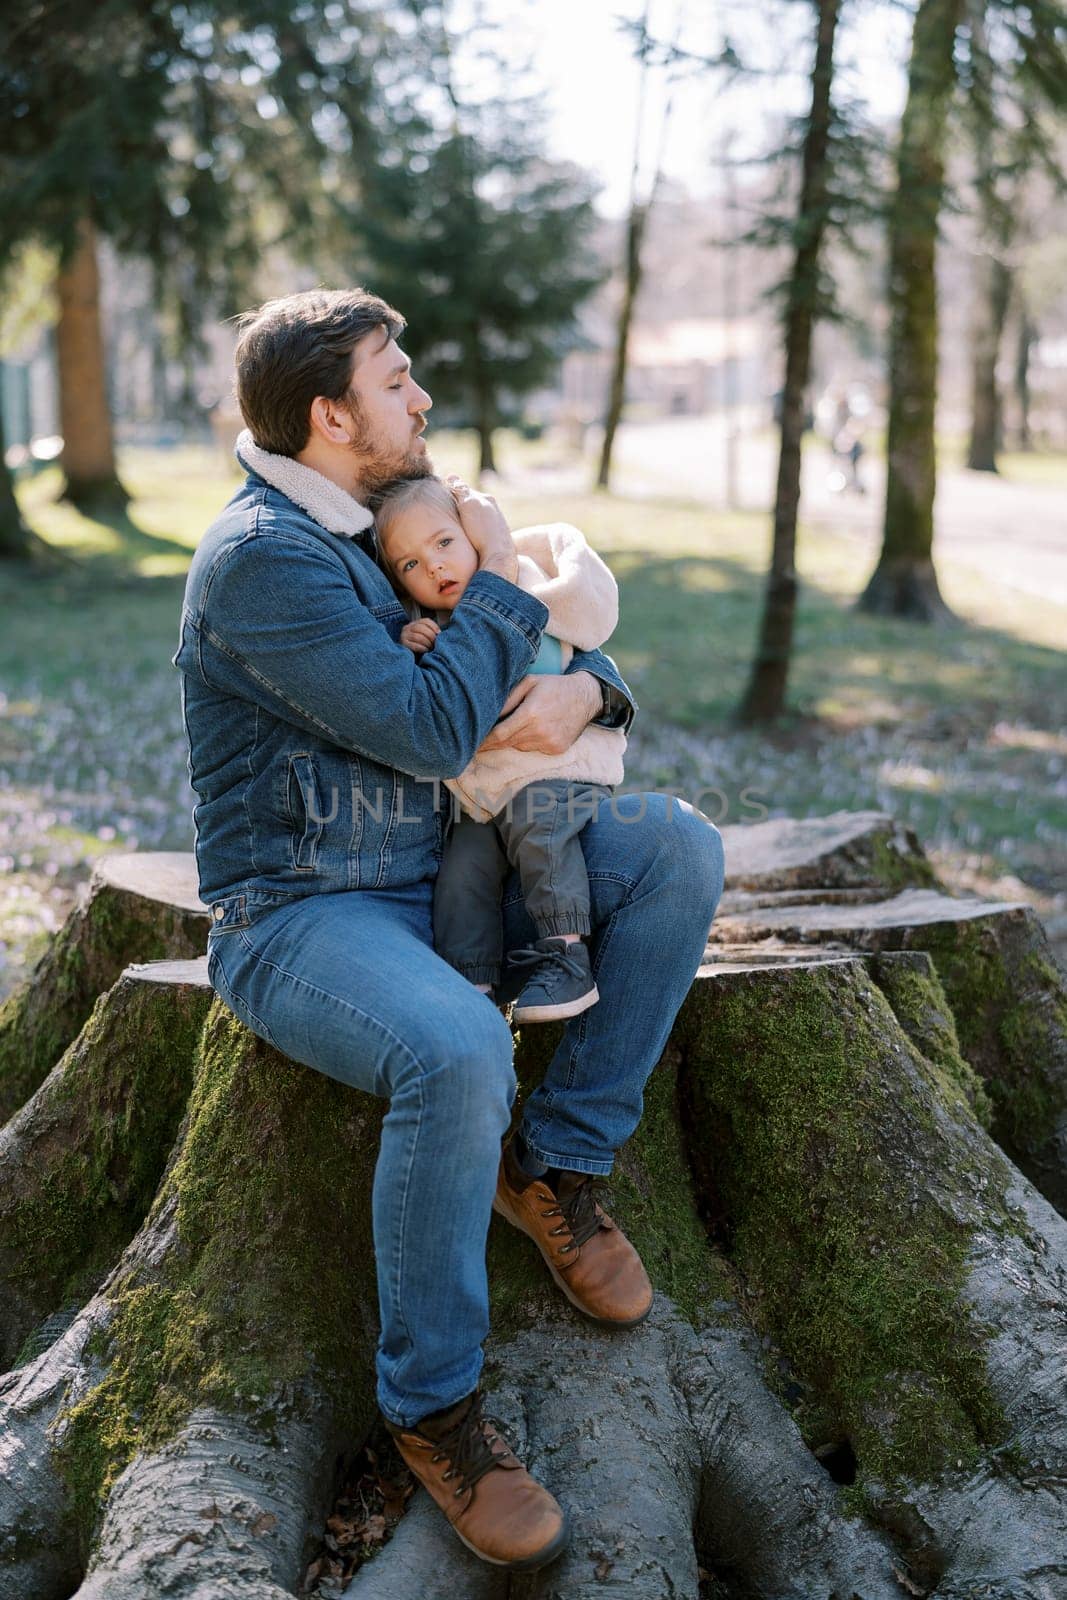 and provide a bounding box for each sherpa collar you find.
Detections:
[235,429,376,540]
